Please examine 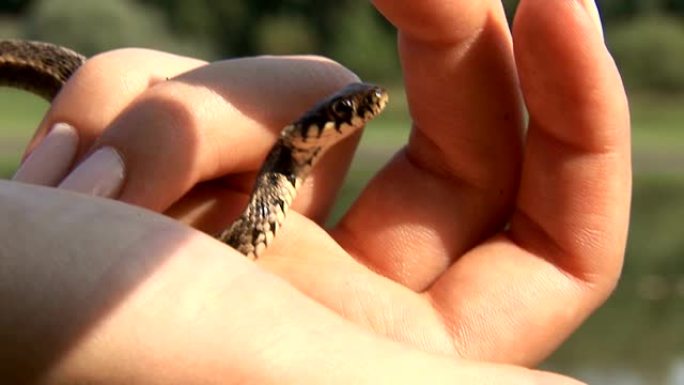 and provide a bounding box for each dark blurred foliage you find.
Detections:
[135,0,383,55]
[665,0,684,13]
[134,0,400,79]
[501,0,672,18]
[607,15,684,93]
[0,0,34,14]
[2,0,684,89]
[502,0,684,93]
[503,0,684,19]
[1,0,400,81]
[23,0,211,57]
